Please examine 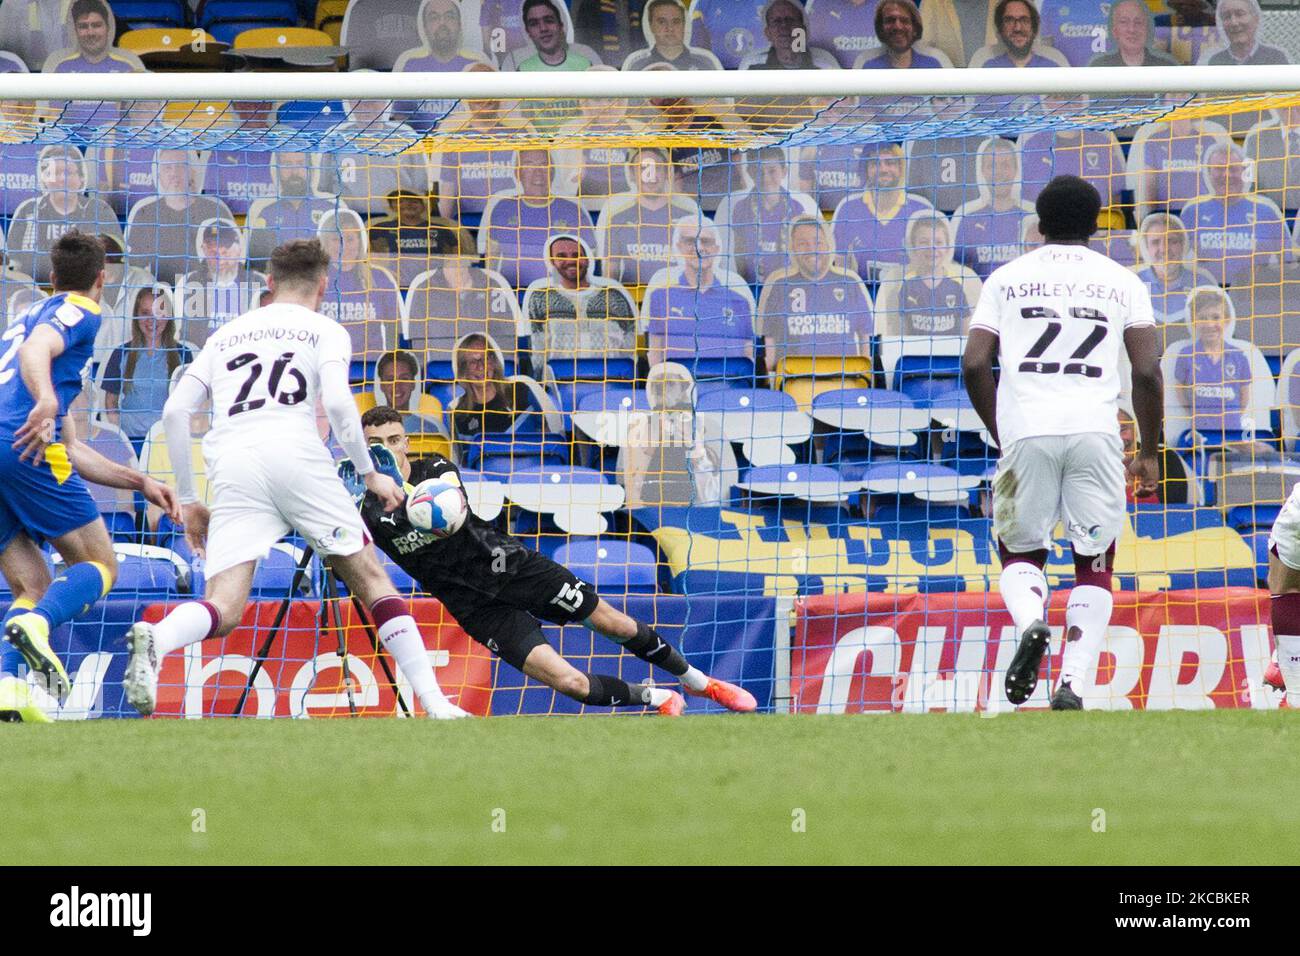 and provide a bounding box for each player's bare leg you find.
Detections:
[581,597,756,712]
[4,518,116,704]
[124,562,251,715]
[330,544,469,719]
[0,533,54,721]
[521,642,685,715]
[1267,549,1300,706]
[998,545,1053,706]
